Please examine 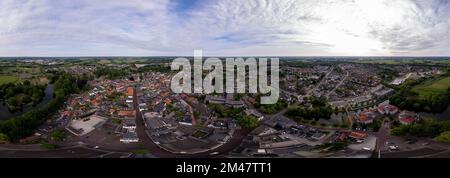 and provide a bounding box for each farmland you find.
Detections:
[412,75,450,97]
[0,76,19,85]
